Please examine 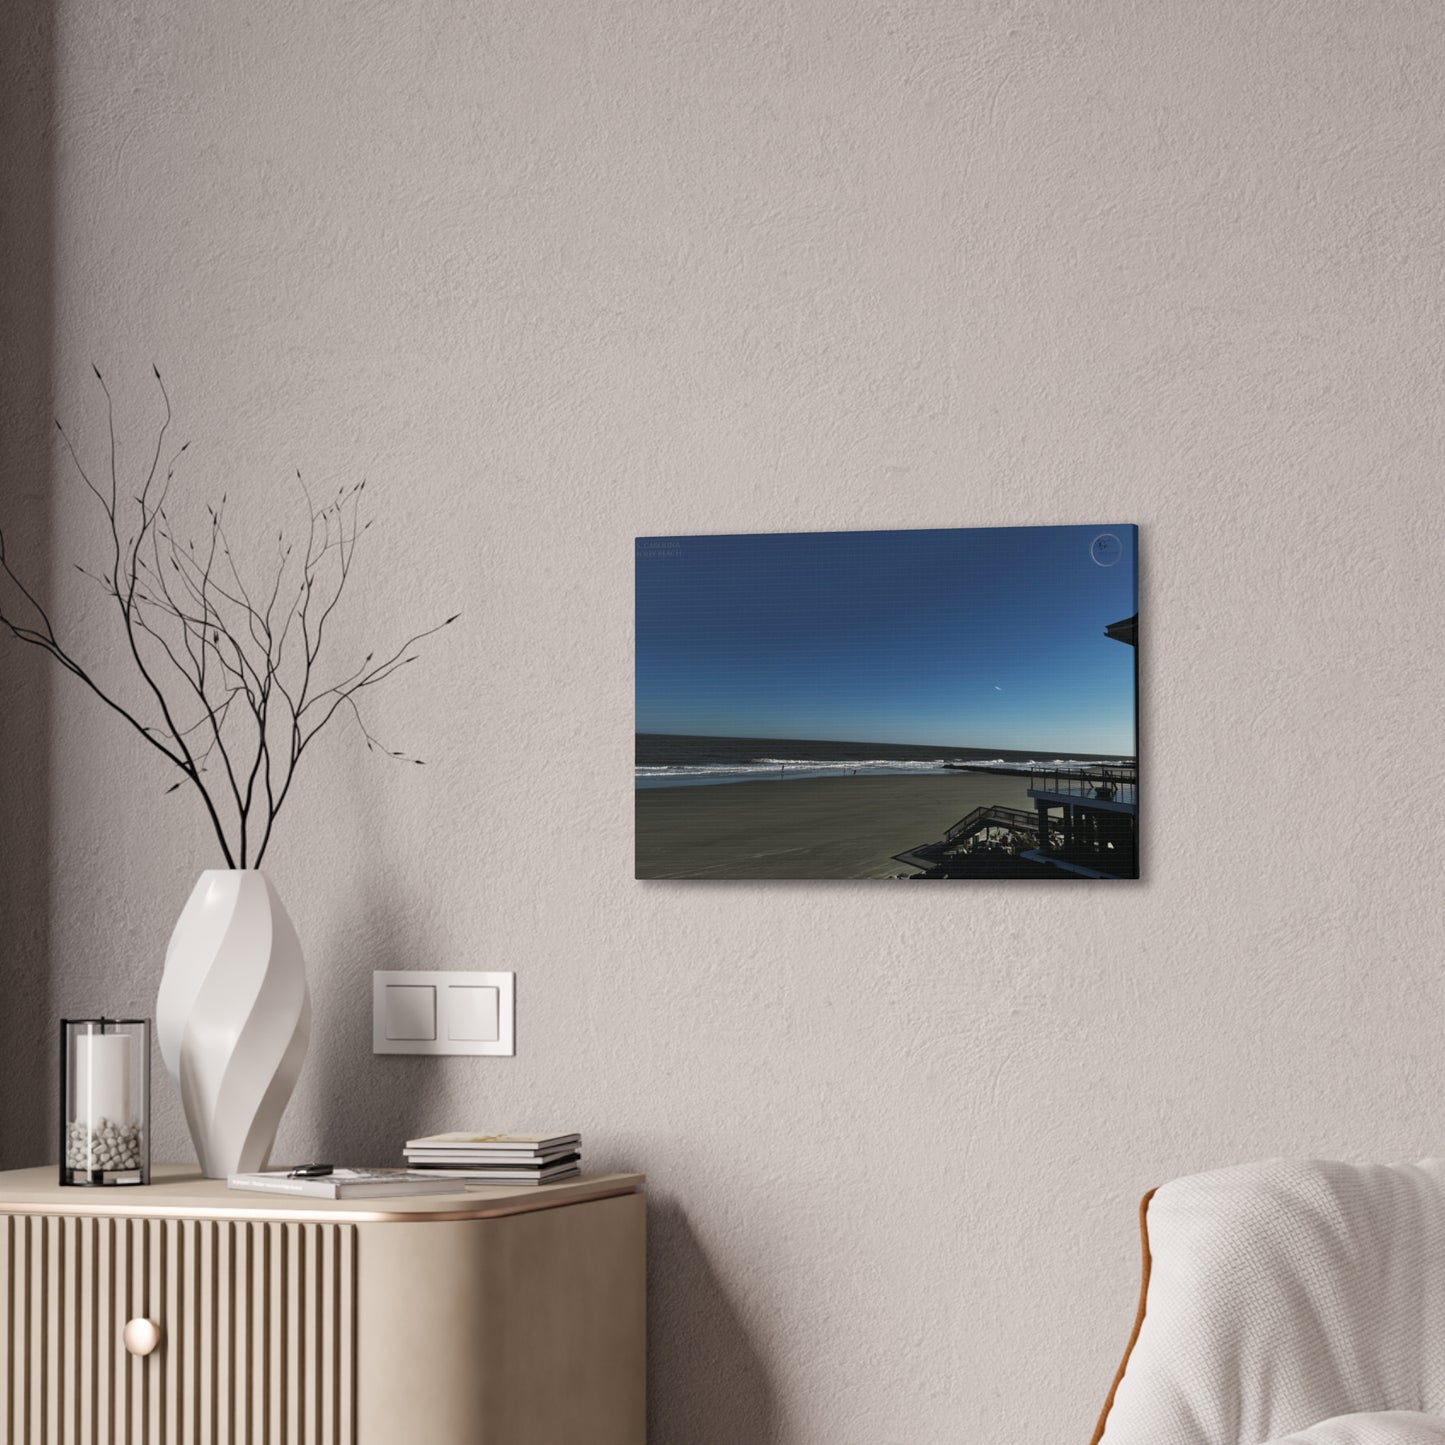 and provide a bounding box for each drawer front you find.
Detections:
[0,1213,357,1444]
